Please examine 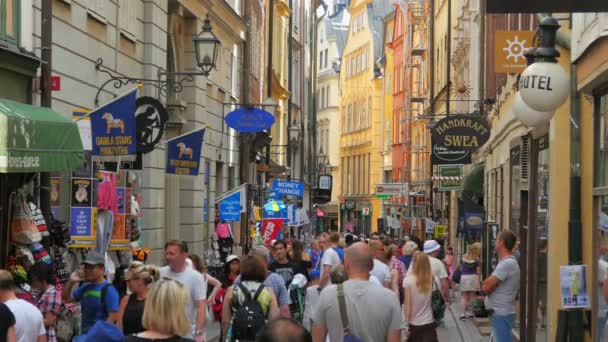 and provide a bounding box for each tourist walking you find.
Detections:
[482,231,520,342]
[318,233,343,288]
[117,262,160,335]
[160,240,207,341]
[223,255,241,288]
[408,240,449,299]
[400,241,418,269]
[222,255,280,341]
[403,252,438,342]
[311,242,402,342]
[29,262,62,342]
[123,278,194,342]
[189,254,222,309]
[0,270,45,342]
[459,243,481,320]
[62,251,120,334]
